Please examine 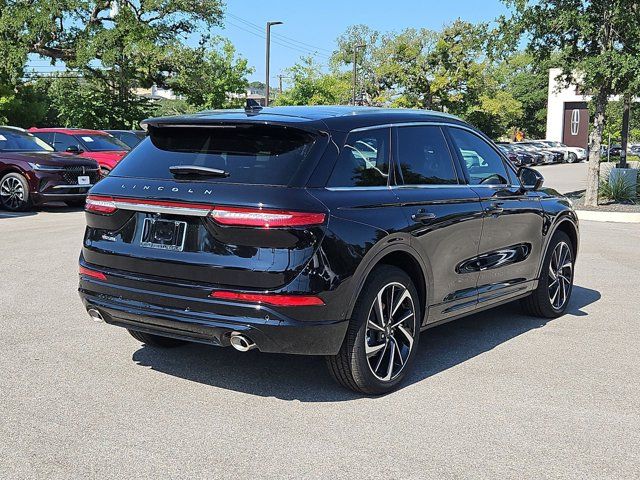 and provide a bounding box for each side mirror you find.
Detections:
[66,145,83,154]
[518,166,544,190]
